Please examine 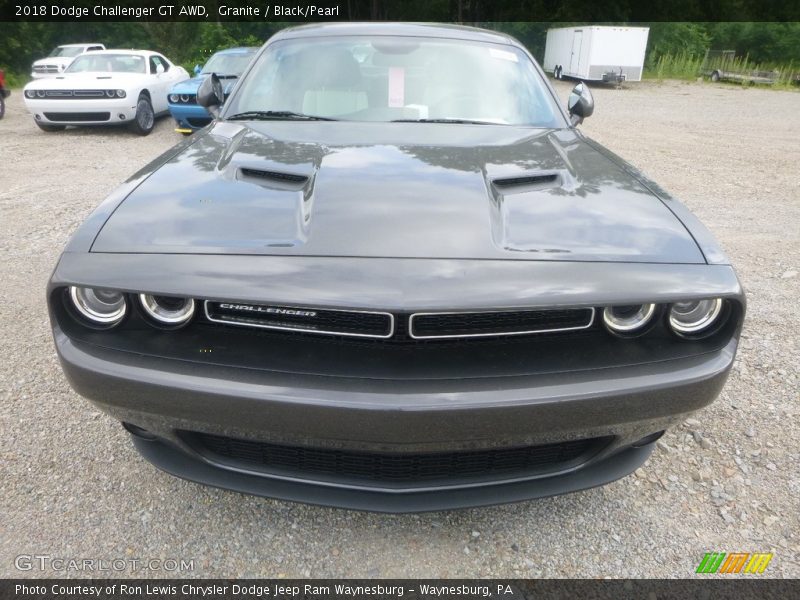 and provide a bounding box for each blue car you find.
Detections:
[168,47,258,133]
